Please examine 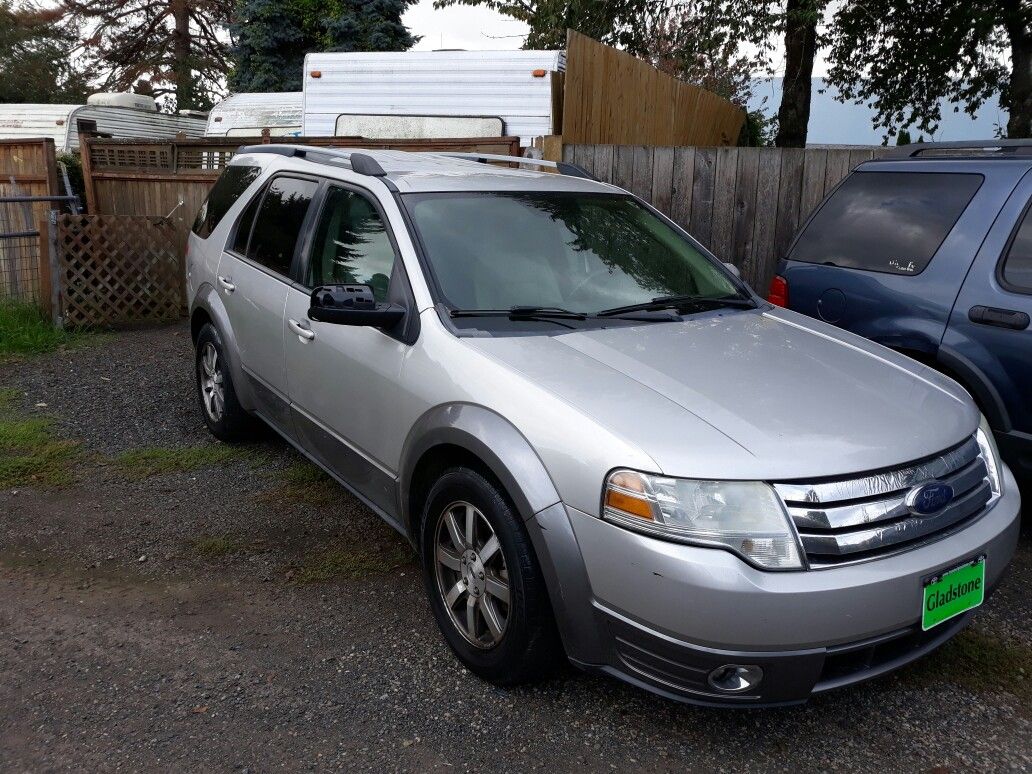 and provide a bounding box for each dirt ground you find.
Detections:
[1,324,1029,772]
